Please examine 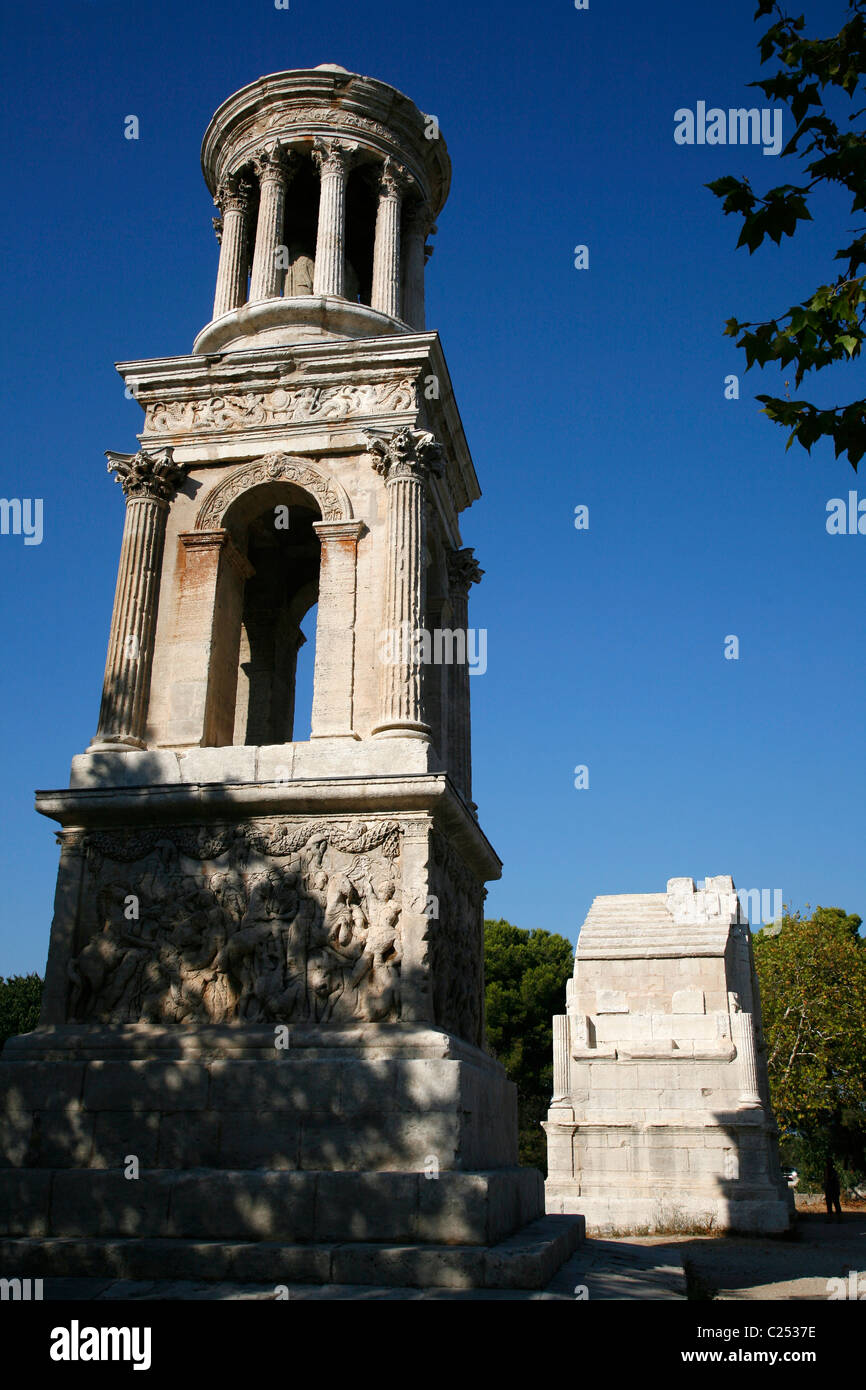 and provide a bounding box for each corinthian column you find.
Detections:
[371,158,408,319]
[91,449,188,749]
[401,202,432,330]
[446,547,484,801]
[212,175,252,319]
[312,139,356,298]
[249,144,293,303]
[367,427,443,738]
